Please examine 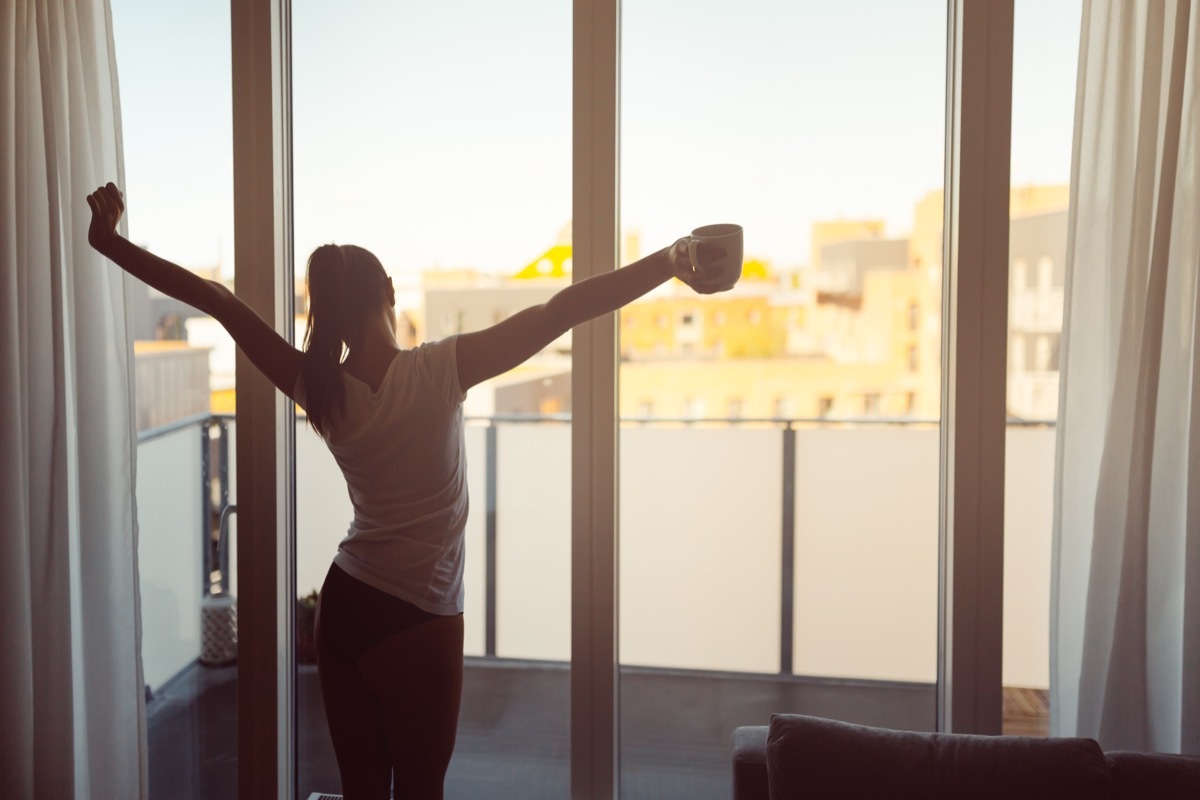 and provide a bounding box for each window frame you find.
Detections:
[231,0,296,797]
[936,0,1011,736]
[231,0,1014,794]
